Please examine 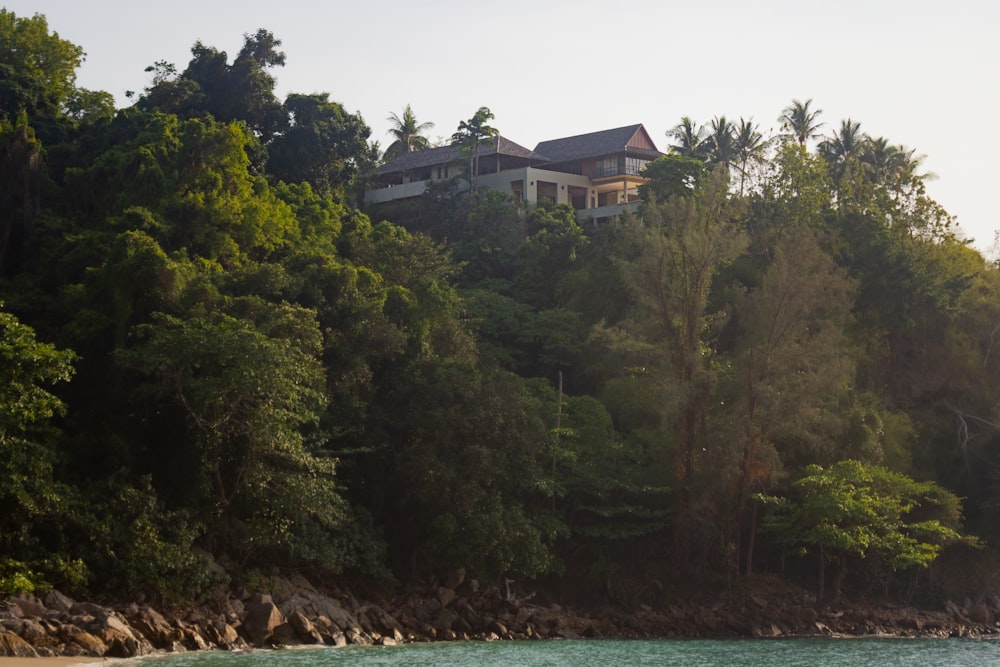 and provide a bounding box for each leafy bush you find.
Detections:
[68,475,217,605]
[0,559,44,595]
